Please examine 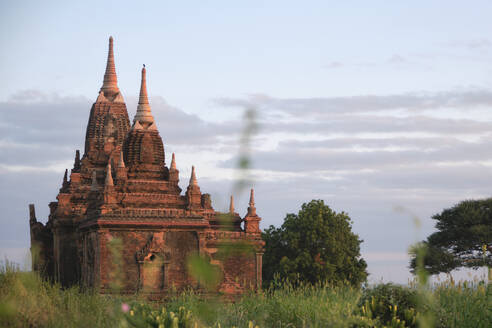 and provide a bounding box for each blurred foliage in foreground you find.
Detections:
[1,260,491,327]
